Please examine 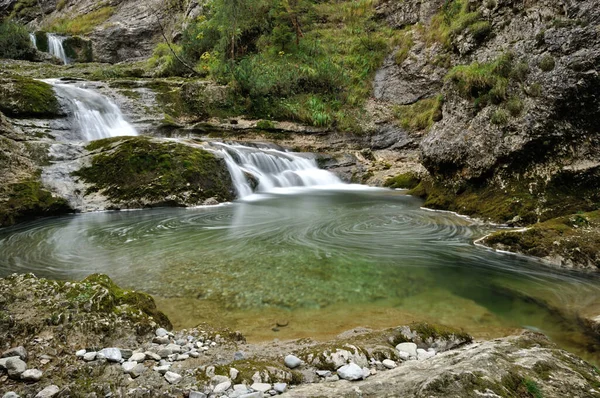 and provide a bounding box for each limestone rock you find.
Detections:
[337,363,364,381]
